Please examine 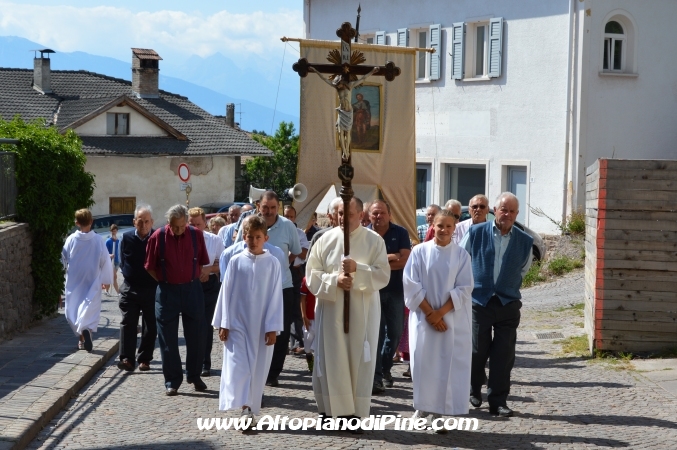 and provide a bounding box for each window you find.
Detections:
[106,113,129,135]
[444,164,486,206]
[603,21,625,72]
[416,30,428,80]
[397,25,441,81]
[416,164,432,209]
[452,18,503,80]
[109,197,136,214]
